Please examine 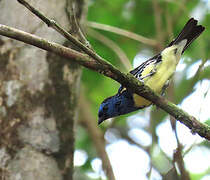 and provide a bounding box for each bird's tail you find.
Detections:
[168,18,205,53]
